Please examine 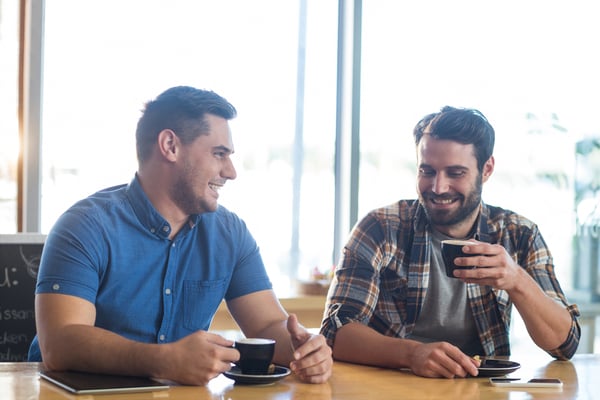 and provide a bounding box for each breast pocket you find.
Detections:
[183,278,228,331]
